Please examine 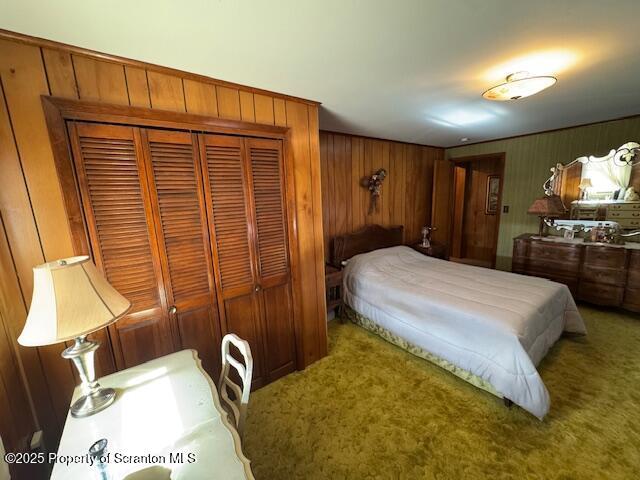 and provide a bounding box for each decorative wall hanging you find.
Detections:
[362,168,387,214]
[485,175,500,214]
